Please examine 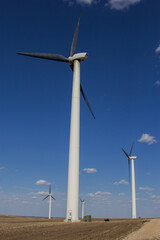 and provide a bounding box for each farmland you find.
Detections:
[0,215,147,240]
